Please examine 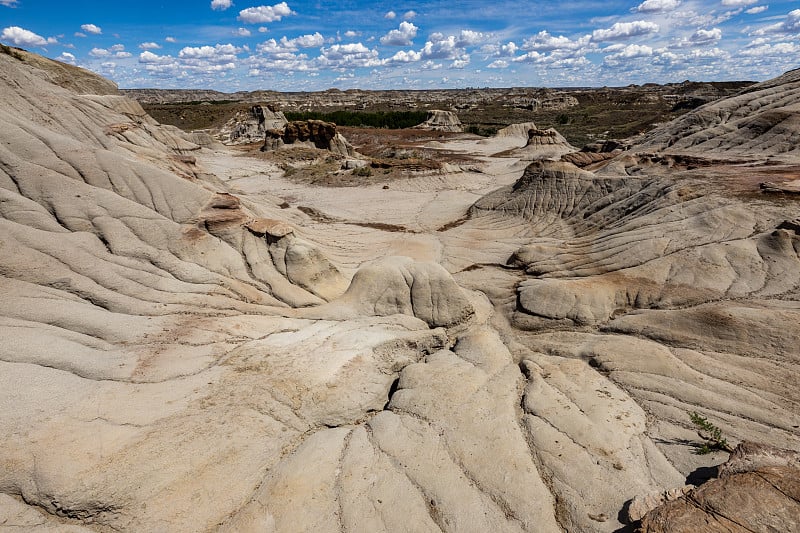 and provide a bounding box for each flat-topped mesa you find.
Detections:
[262,119,356,157]
[219,104,288,145]
[413,109,463,132]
